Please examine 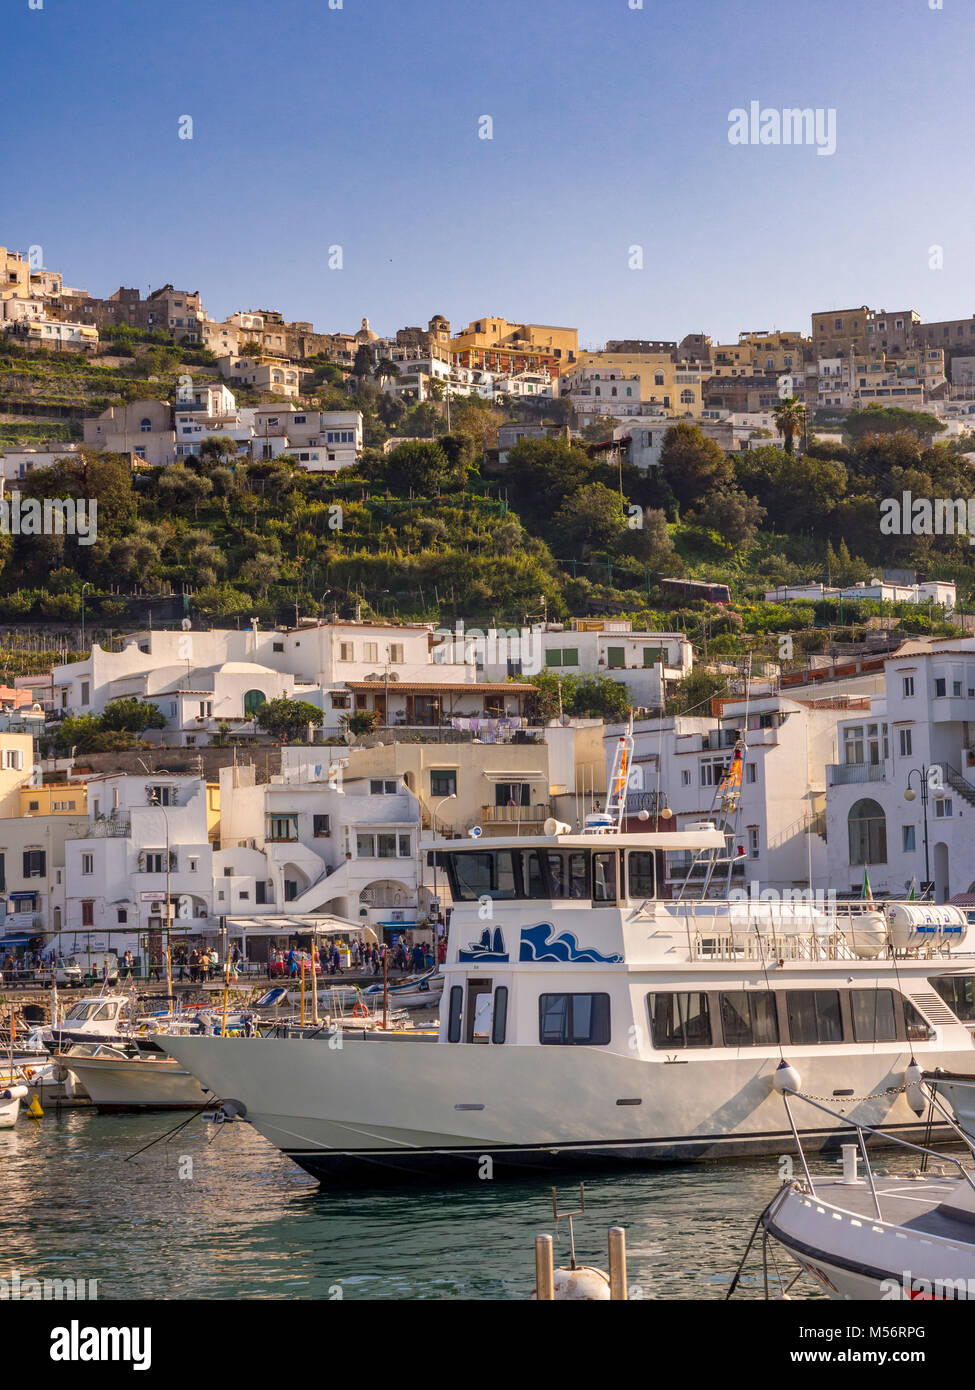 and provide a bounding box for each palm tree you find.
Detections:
[773,396,807,456]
